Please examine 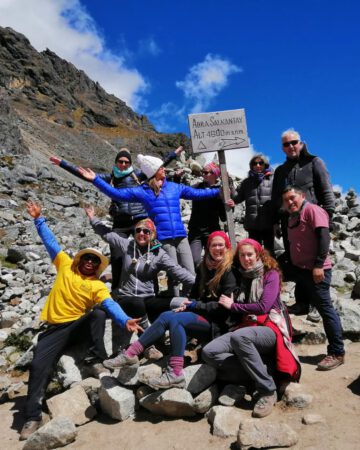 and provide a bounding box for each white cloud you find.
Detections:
[148,102,186,132]
[332,184,343,194]
[138,37,161,56]
[0,0,147,109]
[176,54,242,113]
[201,145,256,180]
[149,54,242,131]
